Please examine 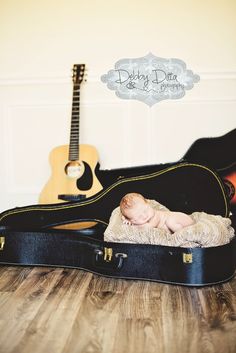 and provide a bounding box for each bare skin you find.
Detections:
[120,193,194,233]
